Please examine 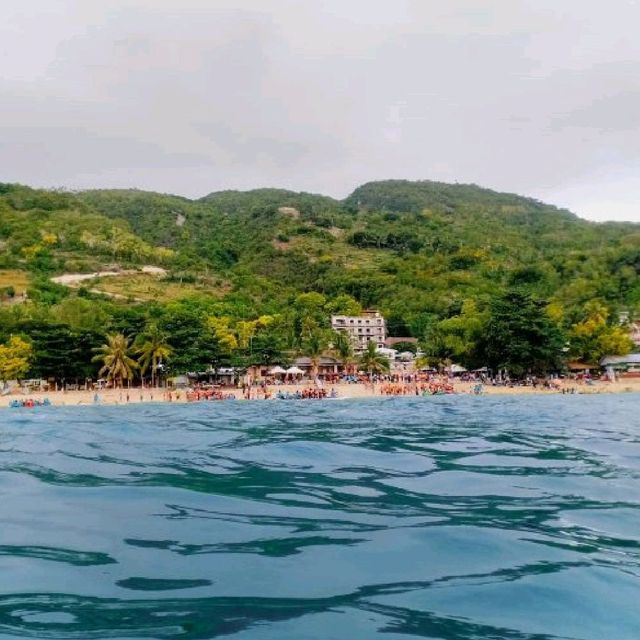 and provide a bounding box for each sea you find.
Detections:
[0,394,639,639]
